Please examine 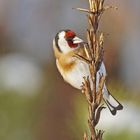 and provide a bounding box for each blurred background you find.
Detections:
[0,0,140,140]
